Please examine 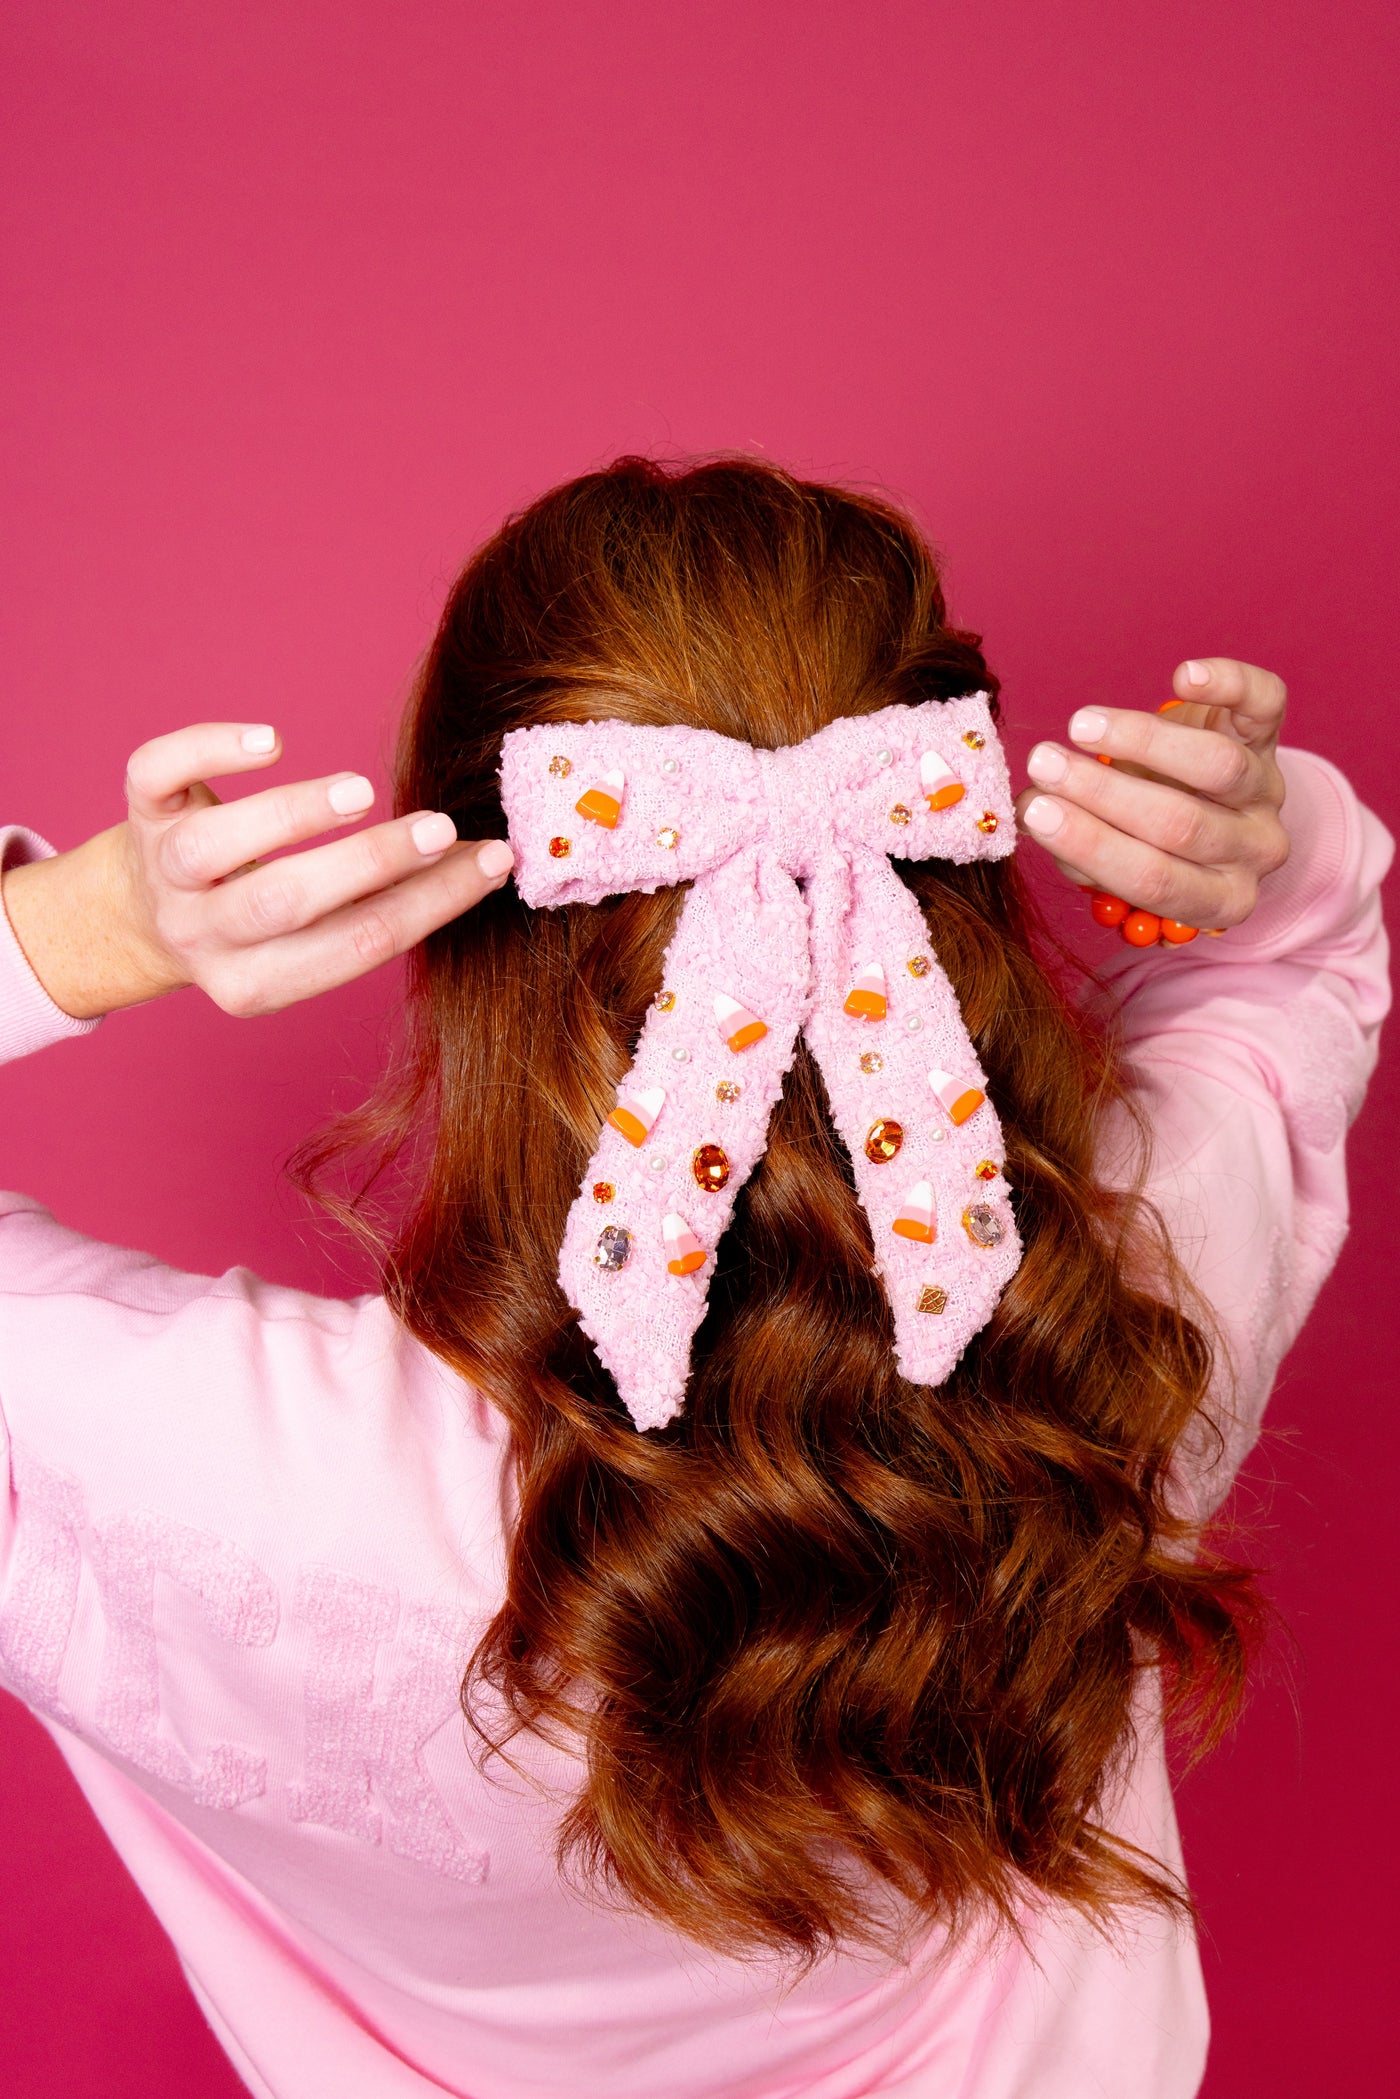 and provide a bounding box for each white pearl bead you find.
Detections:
[875,748,893,766]
[648,1155,667,1173]
[904,1014,923,1032]
[671,1046,690,1062]
[929,1125,947,1143]
[662,758,680,775]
